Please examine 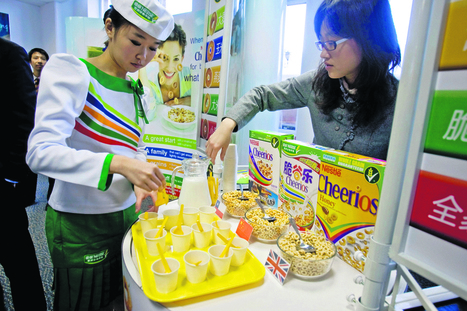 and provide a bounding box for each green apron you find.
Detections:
[46,205,139,311]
